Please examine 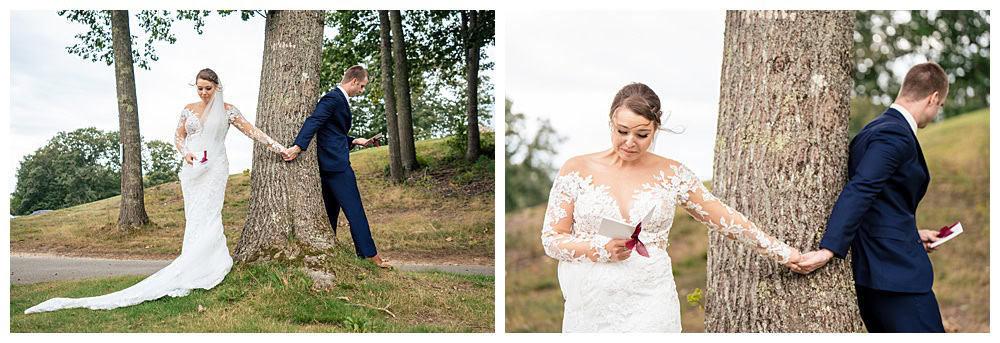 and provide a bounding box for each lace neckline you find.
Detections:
[184,107,210,128]
[562,170,675,224]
